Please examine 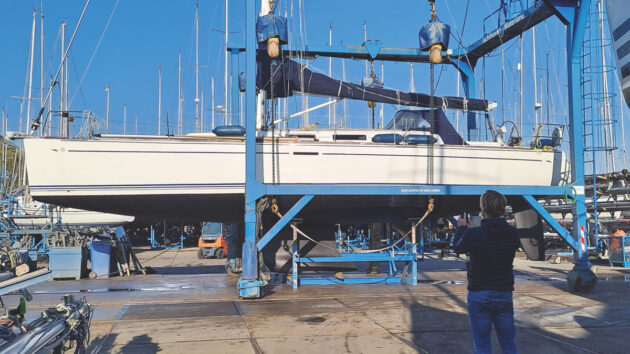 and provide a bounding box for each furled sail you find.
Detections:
[256,49,492,112]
